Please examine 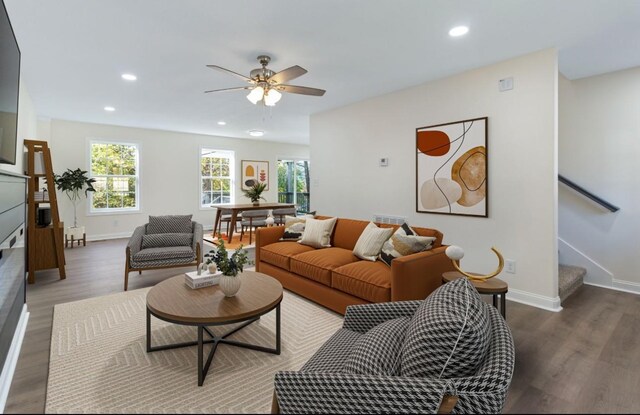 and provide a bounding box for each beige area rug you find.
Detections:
[46,287,343,413]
